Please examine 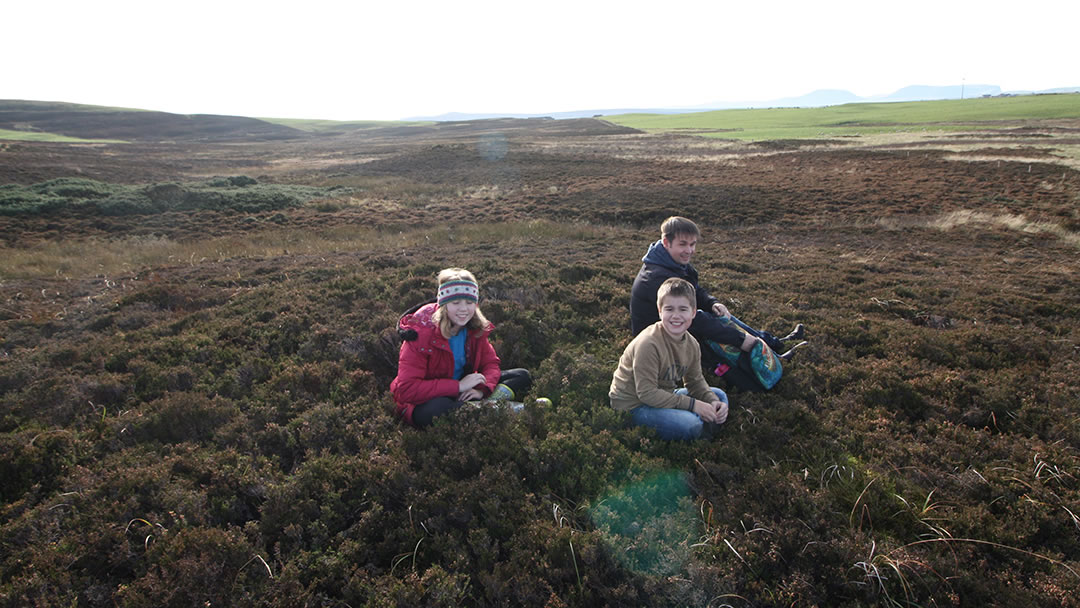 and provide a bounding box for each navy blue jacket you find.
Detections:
[630,240,745,346]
